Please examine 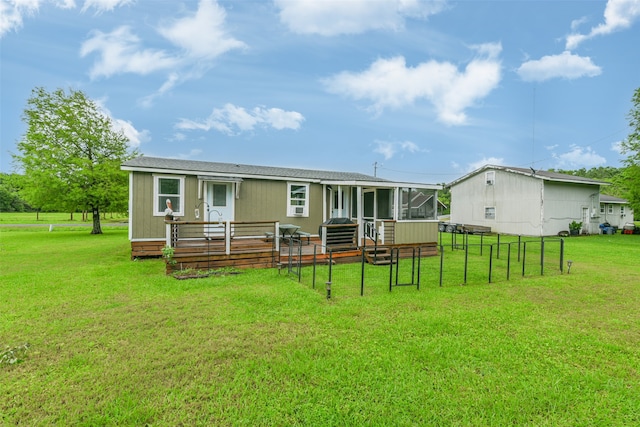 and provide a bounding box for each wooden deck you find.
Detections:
[131,220,438,274]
